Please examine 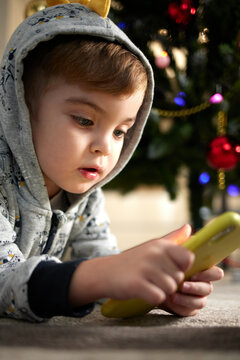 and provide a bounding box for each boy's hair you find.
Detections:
[23,35,148,112]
